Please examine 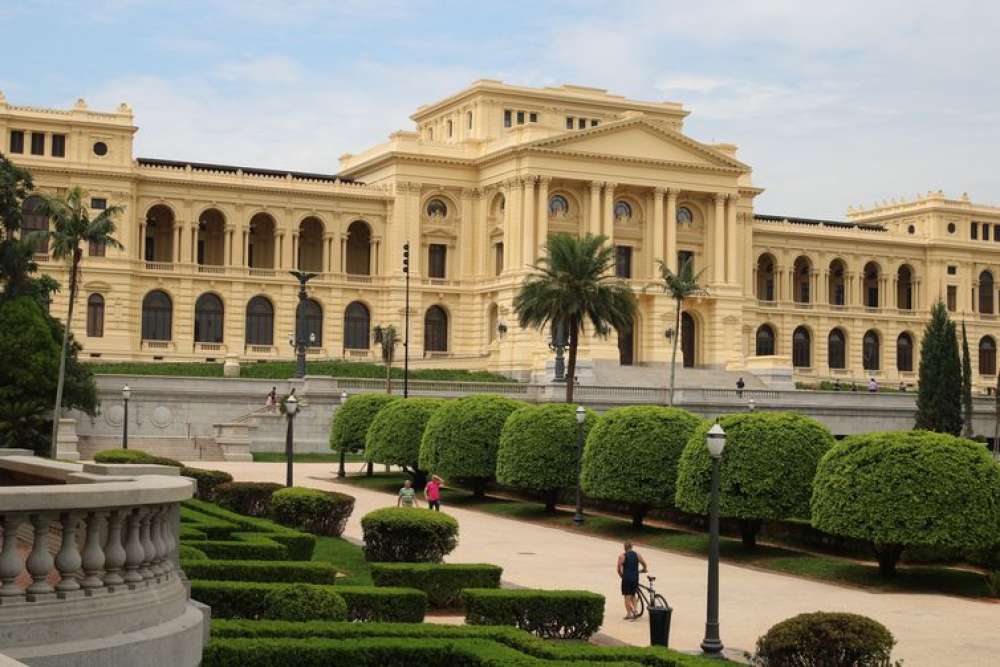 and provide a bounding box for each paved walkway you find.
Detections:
[201,462,999,666]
